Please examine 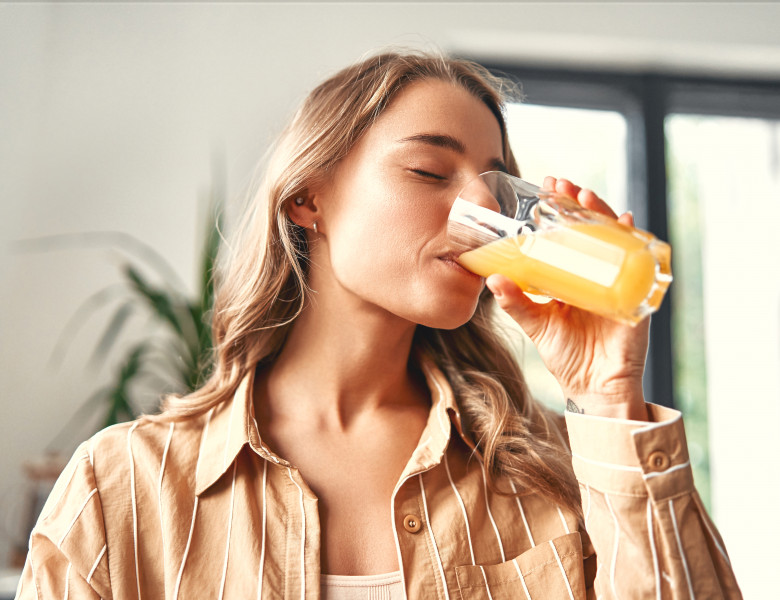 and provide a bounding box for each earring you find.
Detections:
[312,221,319,234]
[294,197,305,206]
